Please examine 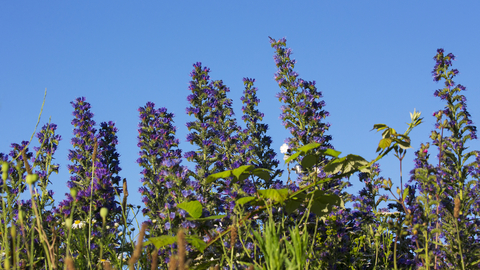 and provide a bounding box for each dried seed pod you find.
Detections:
[21,150,32,175]
[230,225,238,249]
[454,197,460,219]
[177,229,186,270]
[92,137,98,162]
